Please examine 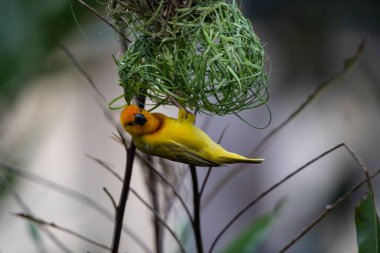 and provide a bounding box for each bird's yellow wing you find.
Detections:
[178,108,196,125]
[160,140,222,167]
